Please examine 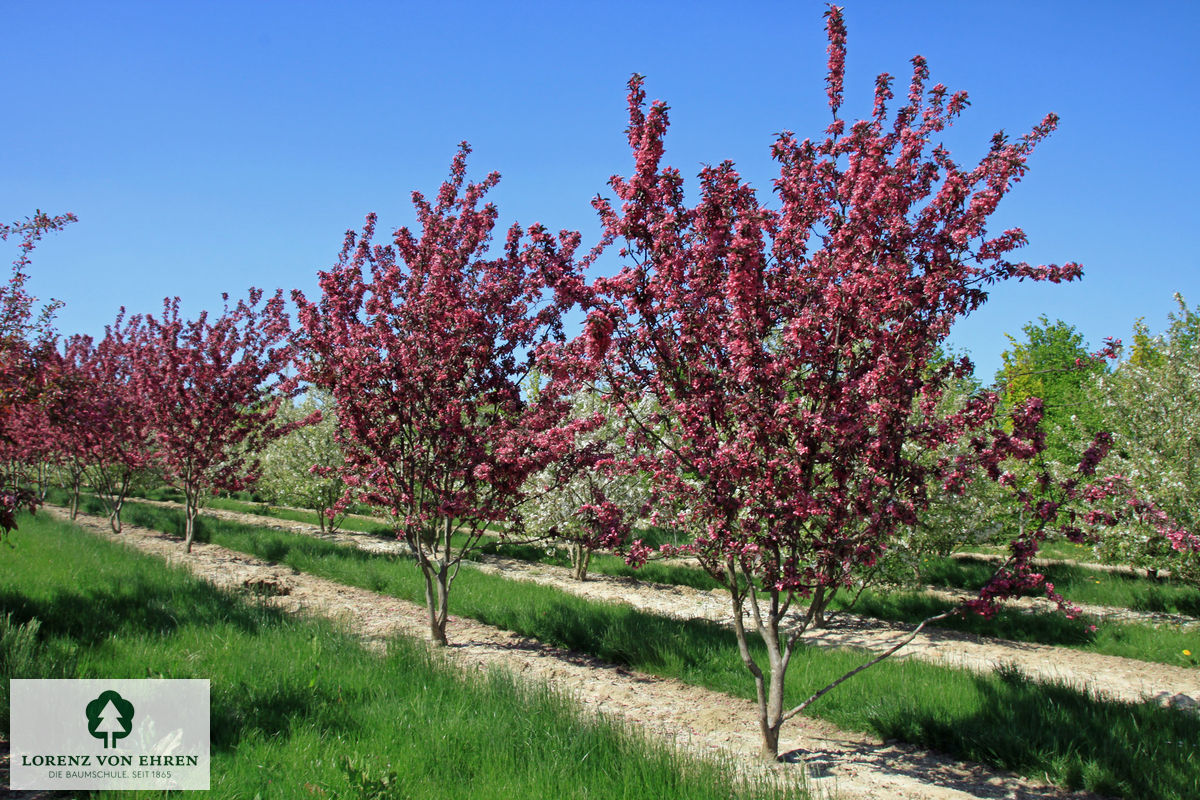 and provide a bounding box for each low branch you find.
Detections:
[782,610,952,722]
